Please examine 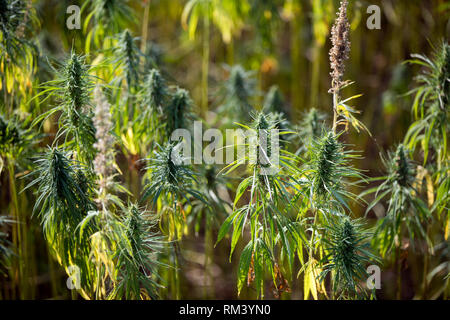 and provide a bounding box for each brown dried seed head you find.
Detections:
[329,0,351,93]
[93,86,115,193]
